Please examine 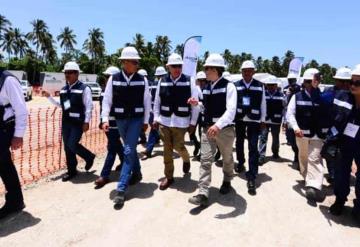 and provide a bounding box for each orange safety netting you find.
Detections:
[0,104,107,193]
